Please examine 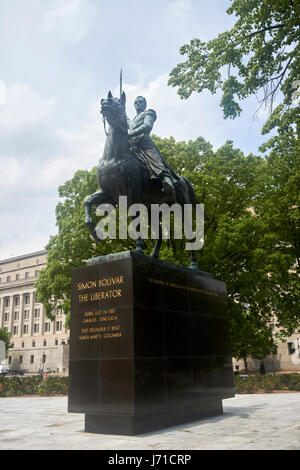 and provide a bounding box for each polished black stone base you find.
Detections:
[68,251,235,435]
[85,402,223,435]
